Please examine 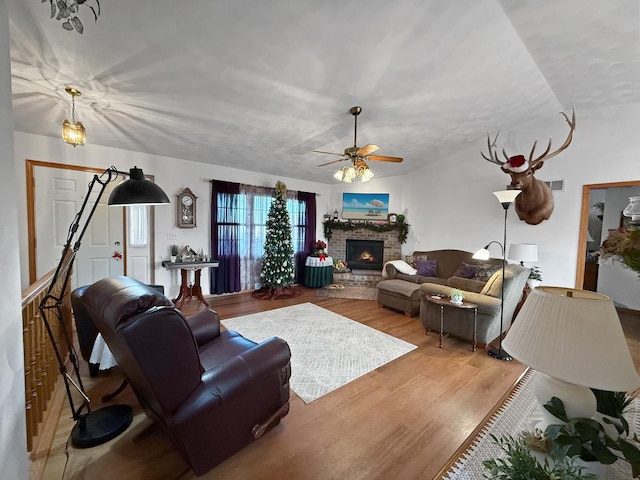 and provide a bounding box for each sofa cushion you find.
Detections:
[452,261,476,279]
[377,279,421,299]
[416,258,438,277]
[481,269,504,298]
[447,276,486,293]
[473,263,501,282]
